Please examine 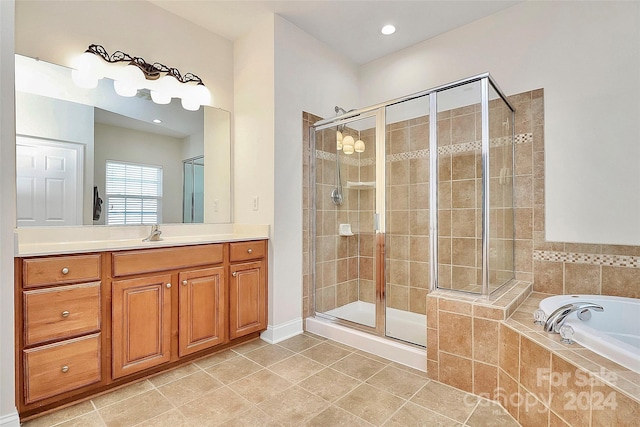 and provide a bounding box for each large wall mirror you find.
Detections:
[15,54,231,227]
